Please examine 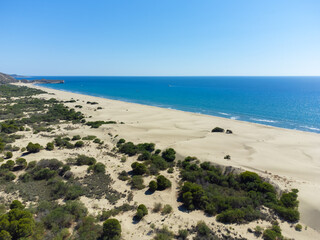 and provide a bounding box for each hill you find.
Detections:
[0,72,18,84]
